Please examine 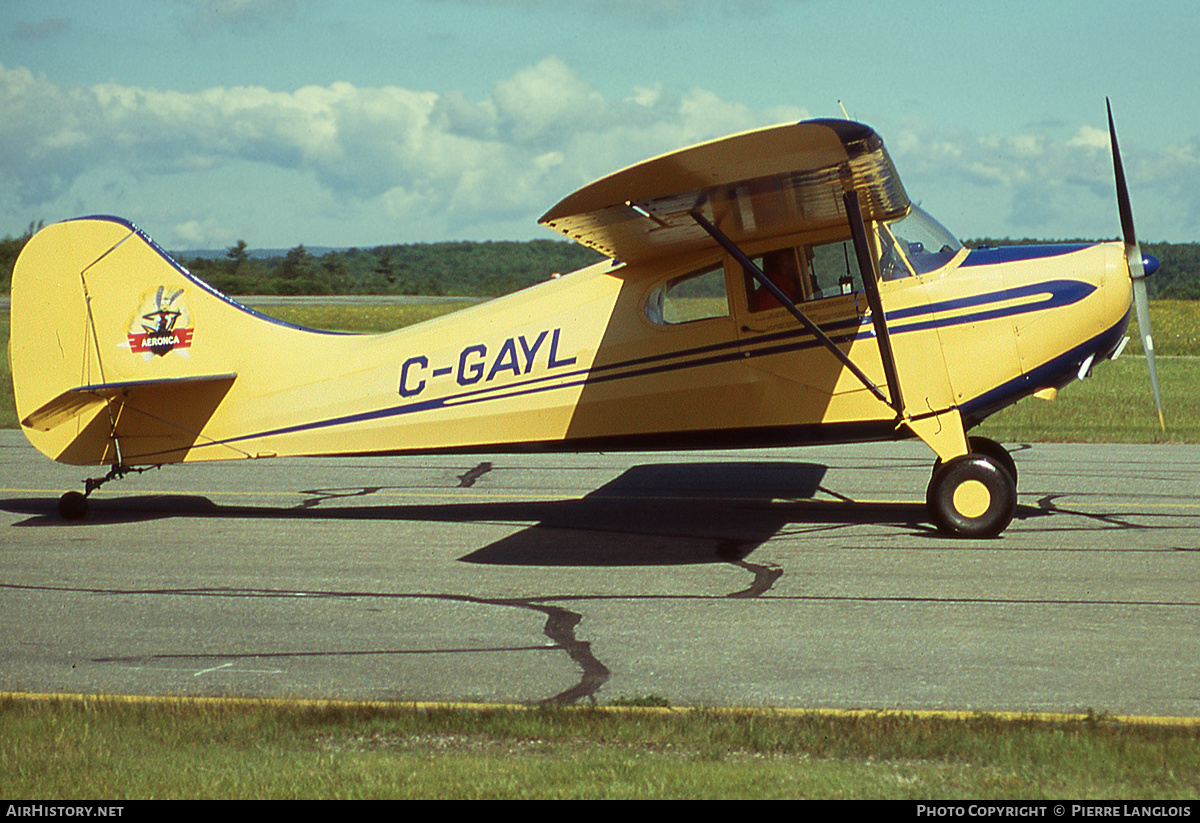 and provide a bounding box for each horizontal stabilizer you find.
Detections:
[22,373,238,431]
